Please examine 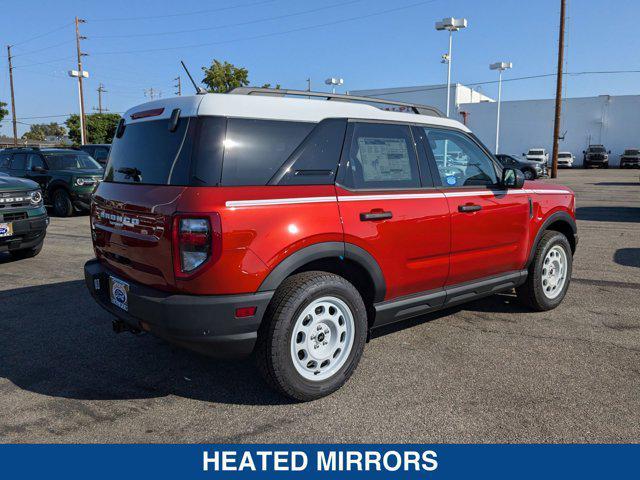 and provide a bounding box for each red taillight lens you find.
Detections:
[235,306,257,318]
[172,214,222,279]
